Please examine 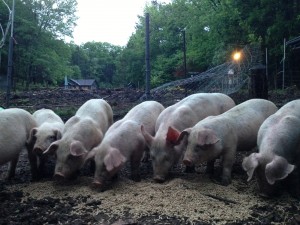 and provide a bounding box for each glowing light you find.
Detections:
[233,51,241,61]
